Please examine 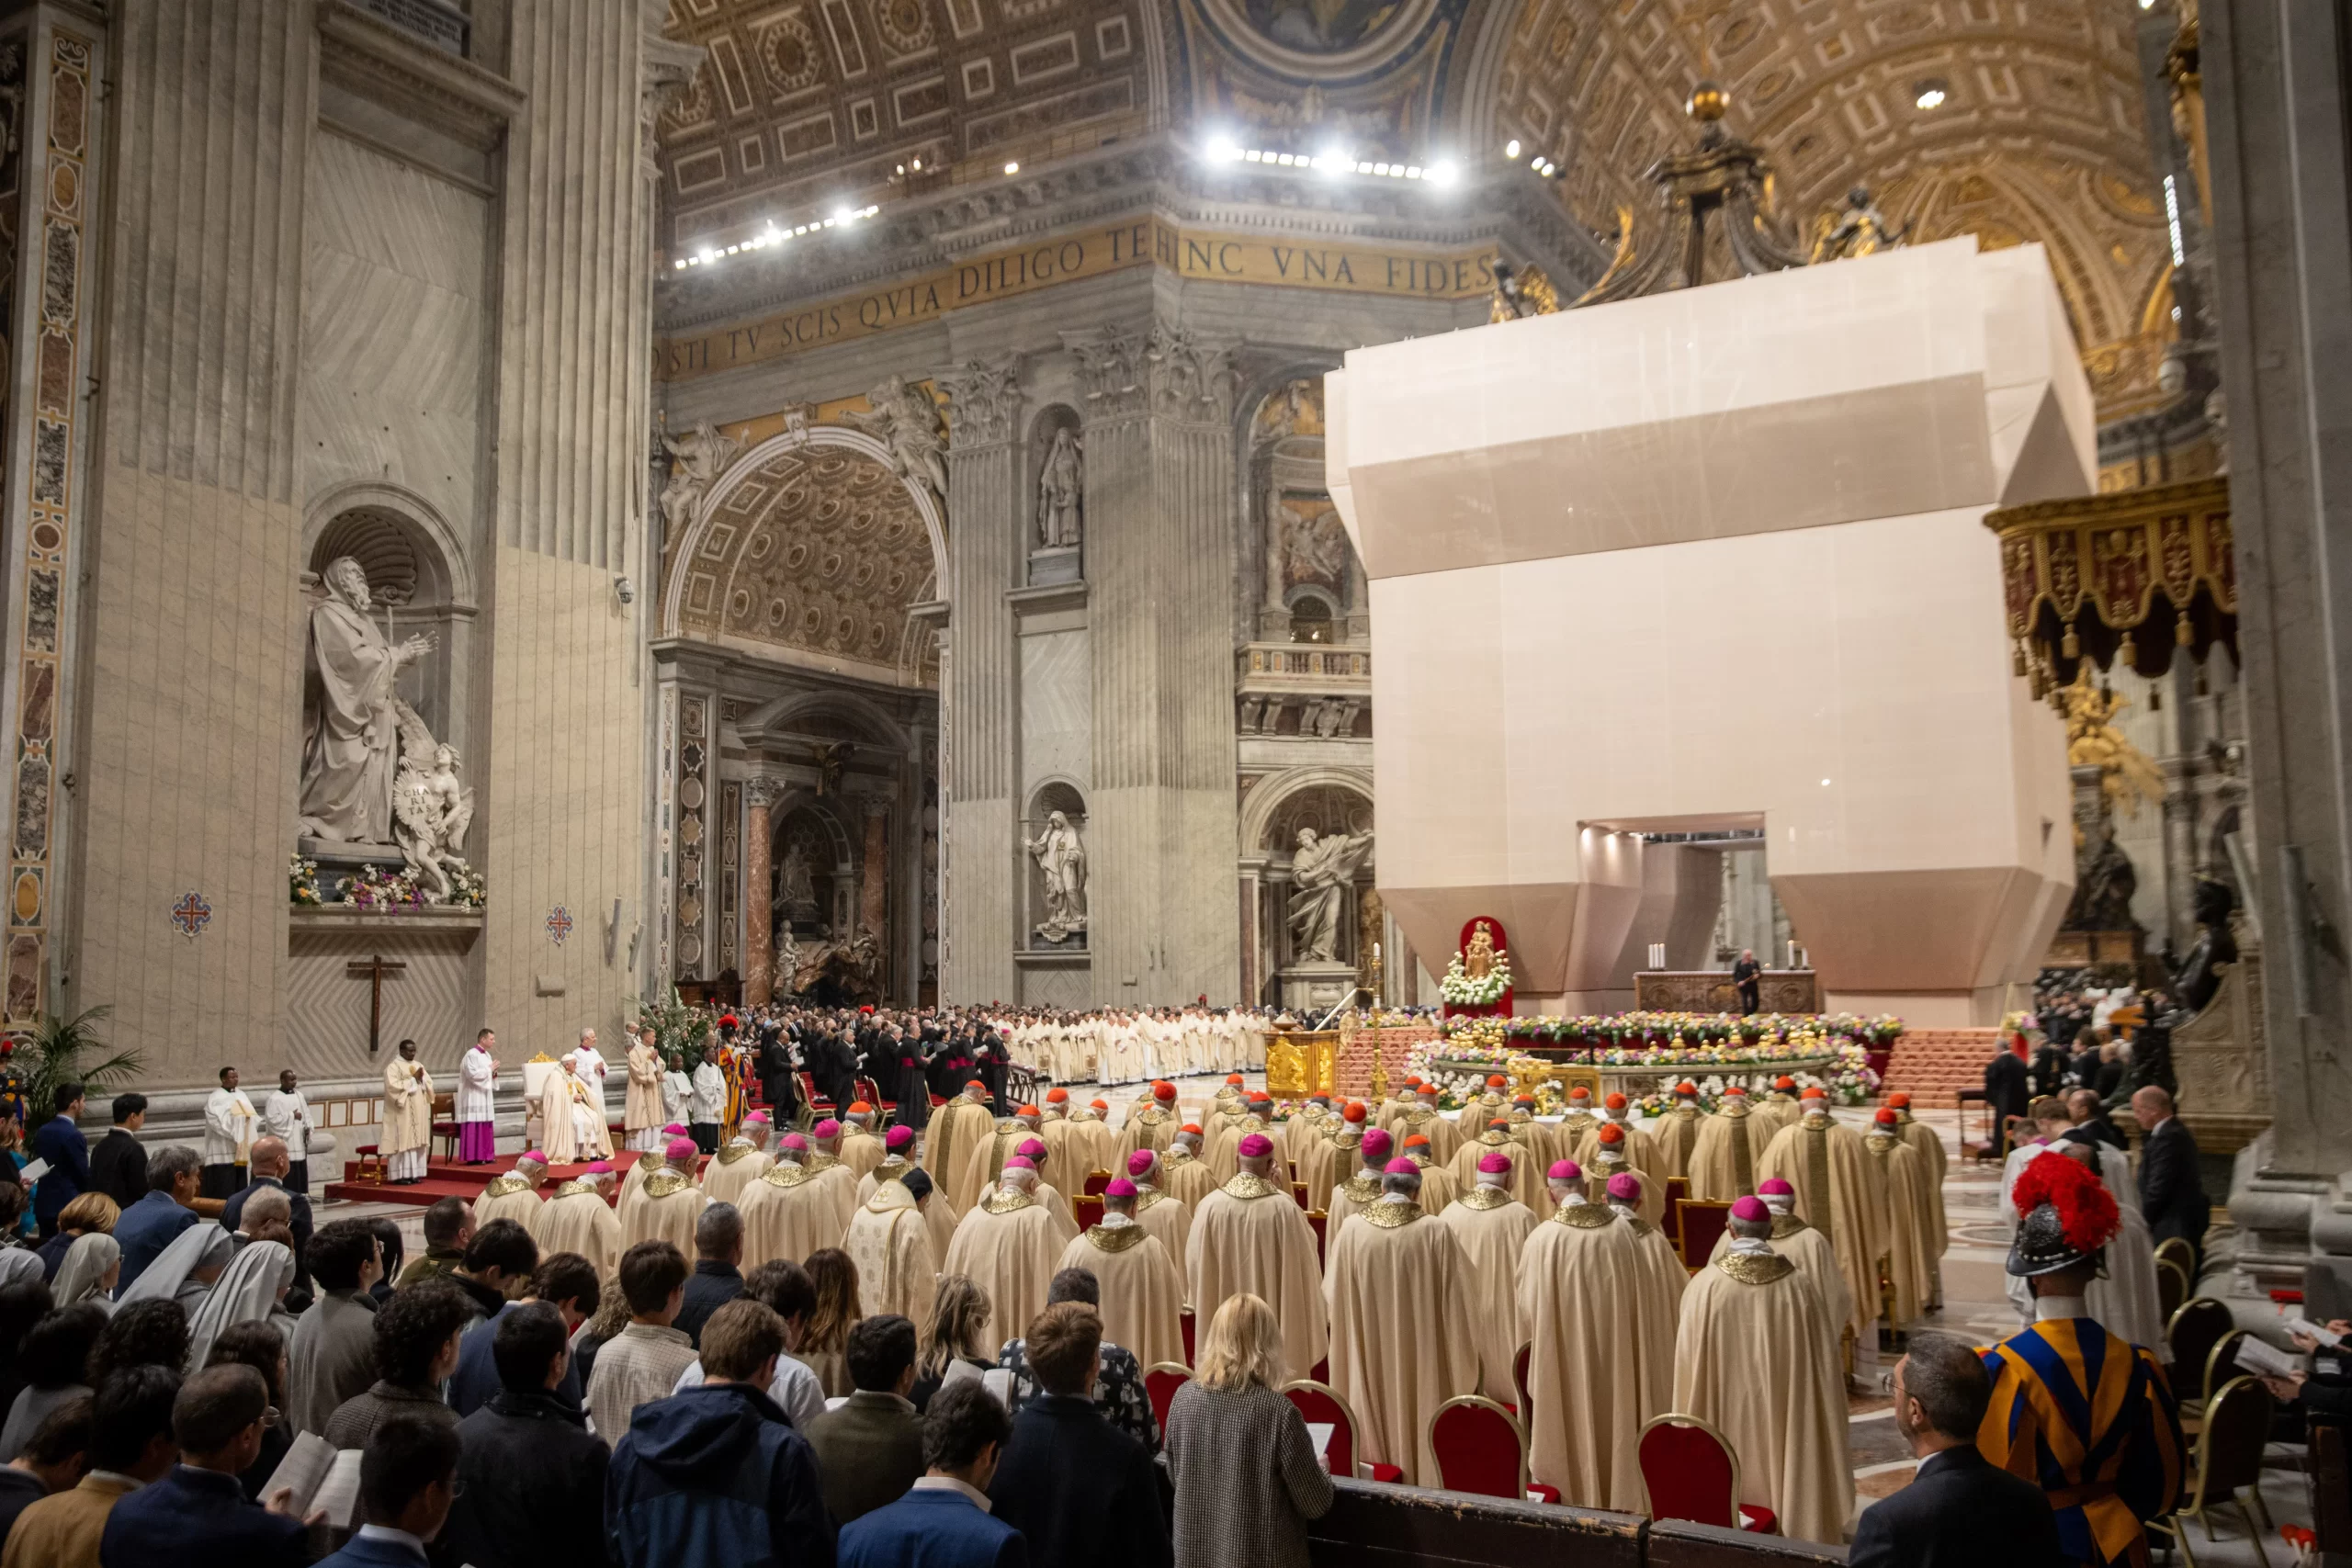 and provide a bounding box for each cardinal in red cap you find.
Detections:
[1391,1078,1463,1167]
[1448,1115,1547,1212]
[1323,1149,1479,1486]
[834,1100,887,1185]
[1572,1089,1663,1179]
[1298,1100,1368,1219]
[1755,1086,1883,1351]
[1651,1079,1705,1180]
[1686,1084,1762,1204]
[1187,1130,1326,1382]
[1516,1155,1679,1509]
[1041,1087,1116,1205]
[944,1155,1071,1352]
[1118,1079,1184,1164]
[1058,1174,1187,1370]
[1859,1106,1935,1329]
[1439,1145,1540,1400]
[1882,1089,1949,1306]
[1673,1192,1852,1544]
[1159,1122,1221,1211]
[1751,1075,1804,1141]
[922,1077,1000,1215]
